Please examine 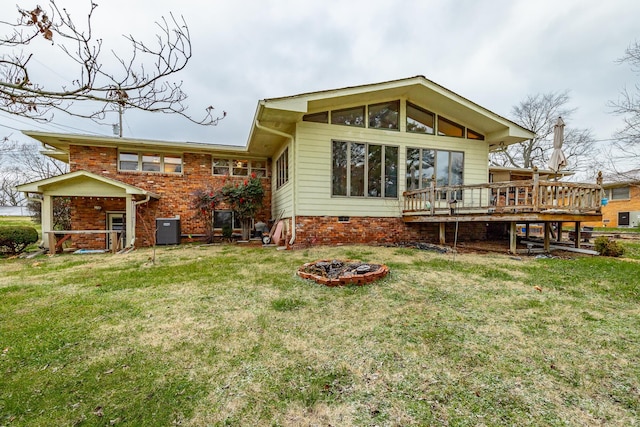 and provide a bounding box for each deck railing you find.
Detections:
[403,172,603,216]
